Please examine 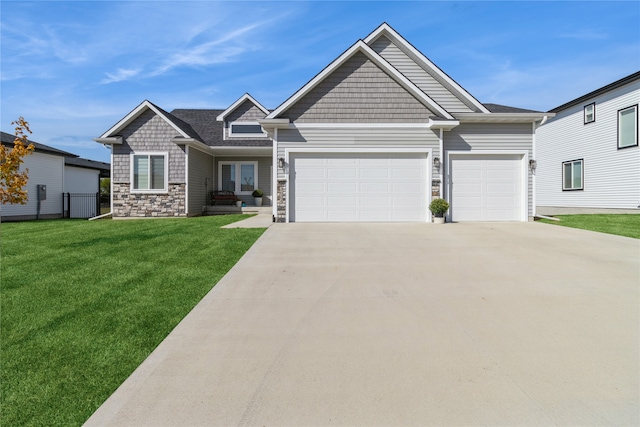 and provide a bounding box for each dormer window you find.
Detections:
[229,122,266,137]
[584,103,595,124]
